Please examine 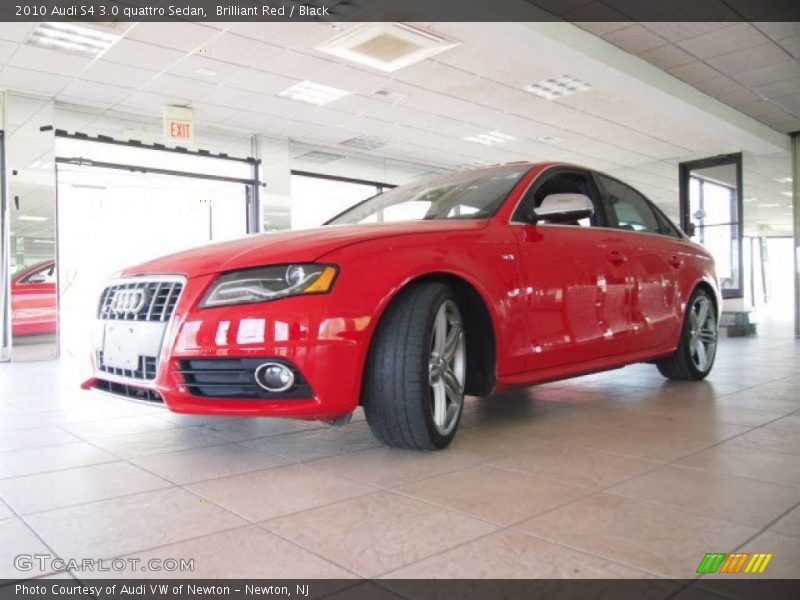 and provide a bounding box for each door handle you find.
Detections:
[668,255,682,269]
[607,250,628,266]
